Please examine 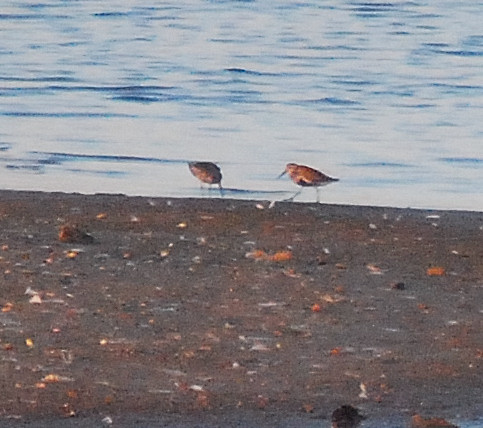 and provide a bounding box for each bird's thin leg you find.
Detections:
[282,188,302,202]
[316,187,320,203]
[218,183,224,197]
